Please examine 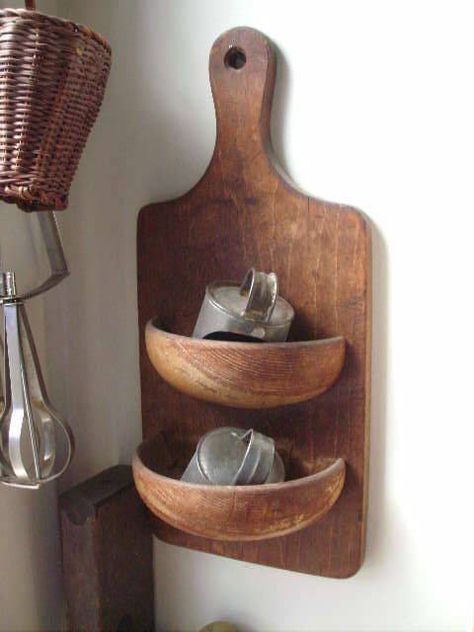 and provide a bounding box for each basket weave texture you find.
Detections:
[0,8,111,211]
